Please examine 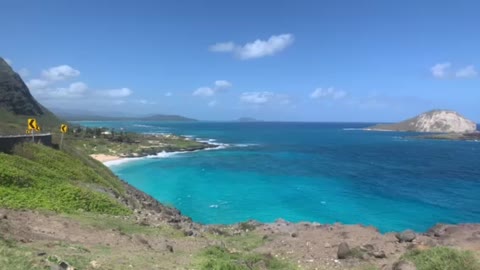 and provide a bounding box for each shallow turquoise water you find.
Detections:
[79,121,480,232]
